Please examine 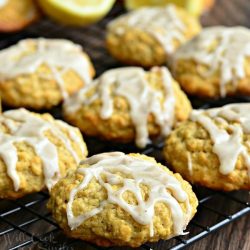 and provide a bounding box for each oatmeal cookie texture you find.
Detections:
[172,26,250,98]
[106,4,201,67]
[0,0,40,32]
[0,38,95,110]
[0,108,88,199]
[63,66,192,148]
[164,103,250,191]
[48,152,198,247]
